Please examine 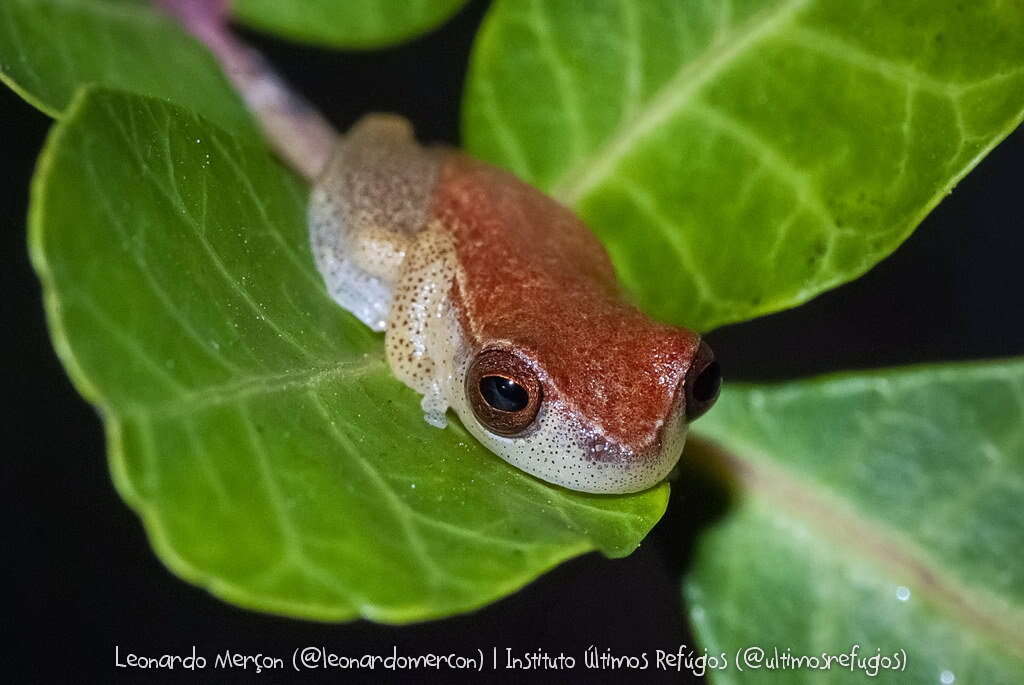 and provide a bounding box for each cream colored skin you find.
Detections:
[309,116,685,494]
